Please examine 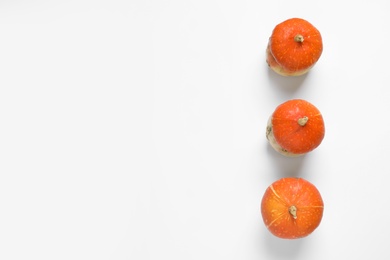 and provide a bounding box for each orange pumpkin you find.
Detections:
[266,18,323,76]
[266,99,325,156]
[261,177,324,239]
